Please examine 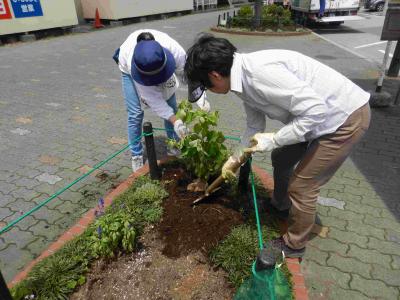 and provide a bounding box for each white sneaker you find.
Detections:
[166,147,181,157]
[131,155,144,172]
